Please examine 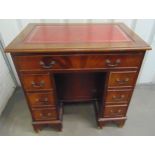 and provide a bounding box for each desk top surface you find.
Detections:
[24,25,131,43]
[5,23,151,53]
